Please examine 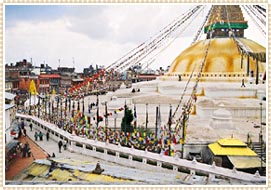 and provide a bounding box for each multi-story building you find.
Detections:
[5,64,20,92]
[39,74,61,93]
[57,67,77,94]
[5,80,13,92]
[57,67,75,73]
[5,59,33,93]
[72,78,84,86]
[5,92,16,143]
[39,75,50,94]
[59,73,76,94]
[40,64,52,74]
[5,60,88,95]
